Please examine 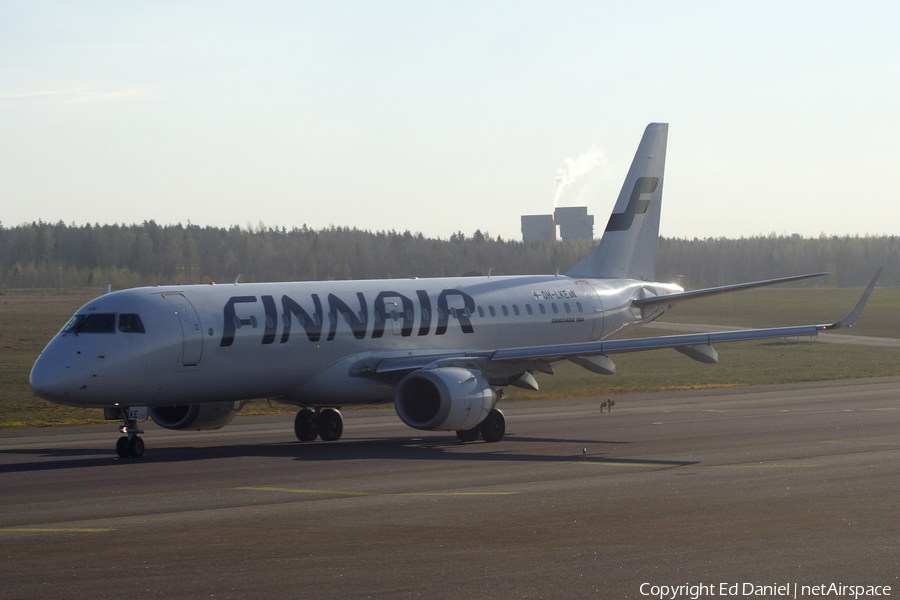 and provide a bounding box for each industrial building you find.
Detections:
[521,207,594,243]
